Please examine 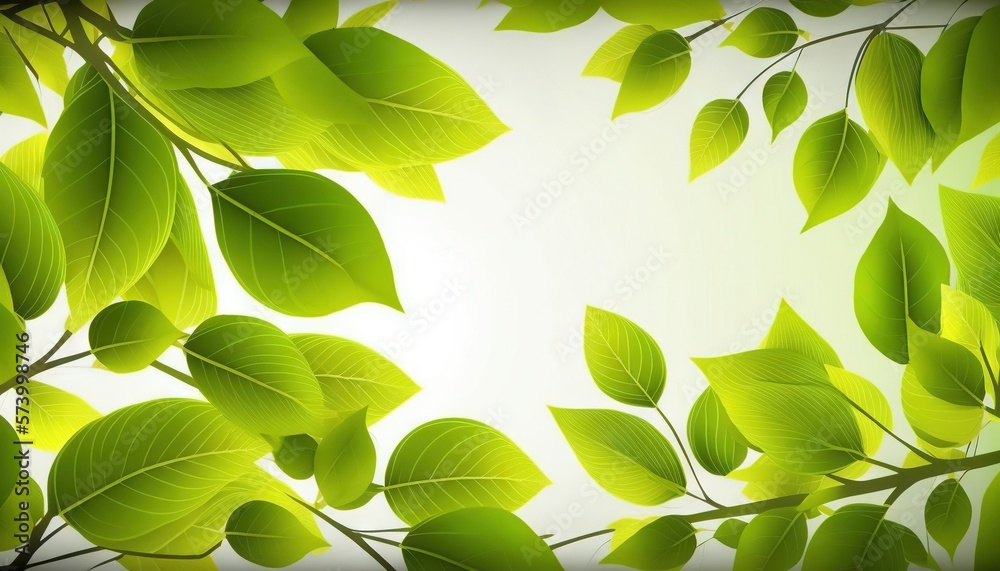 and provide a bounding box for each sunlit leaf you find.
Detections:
[601,515,697,570]
[608,517,659,550]
[921,16,978,169]
[689,99,749,181]
[342,1,397,27]
[761,299,841,367]
[763,71,807,142]
[940,285,1000,401]
[974,132,1000,188]
[583,306,666,407]
[89,301,183,373]
[825,366,891,478]
[802,504,906,571]
[0,10,68,96]
[614,30,691,118]
[24,382,100,452]
[940,186,1000,322]
[367,164,444,202]
[721,8,805,58]
[584,25,657,82]
[958,6,1000,145]
[734,508,807,571]
[688,387,747,476]
[283,0,339,38]
[315,408,376,510]
[495,0,600,32]
[601,0,724,29]
[226,501,327,568]
[0,132,46,197]
[0,32,45,126]
[907,321,985,408]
